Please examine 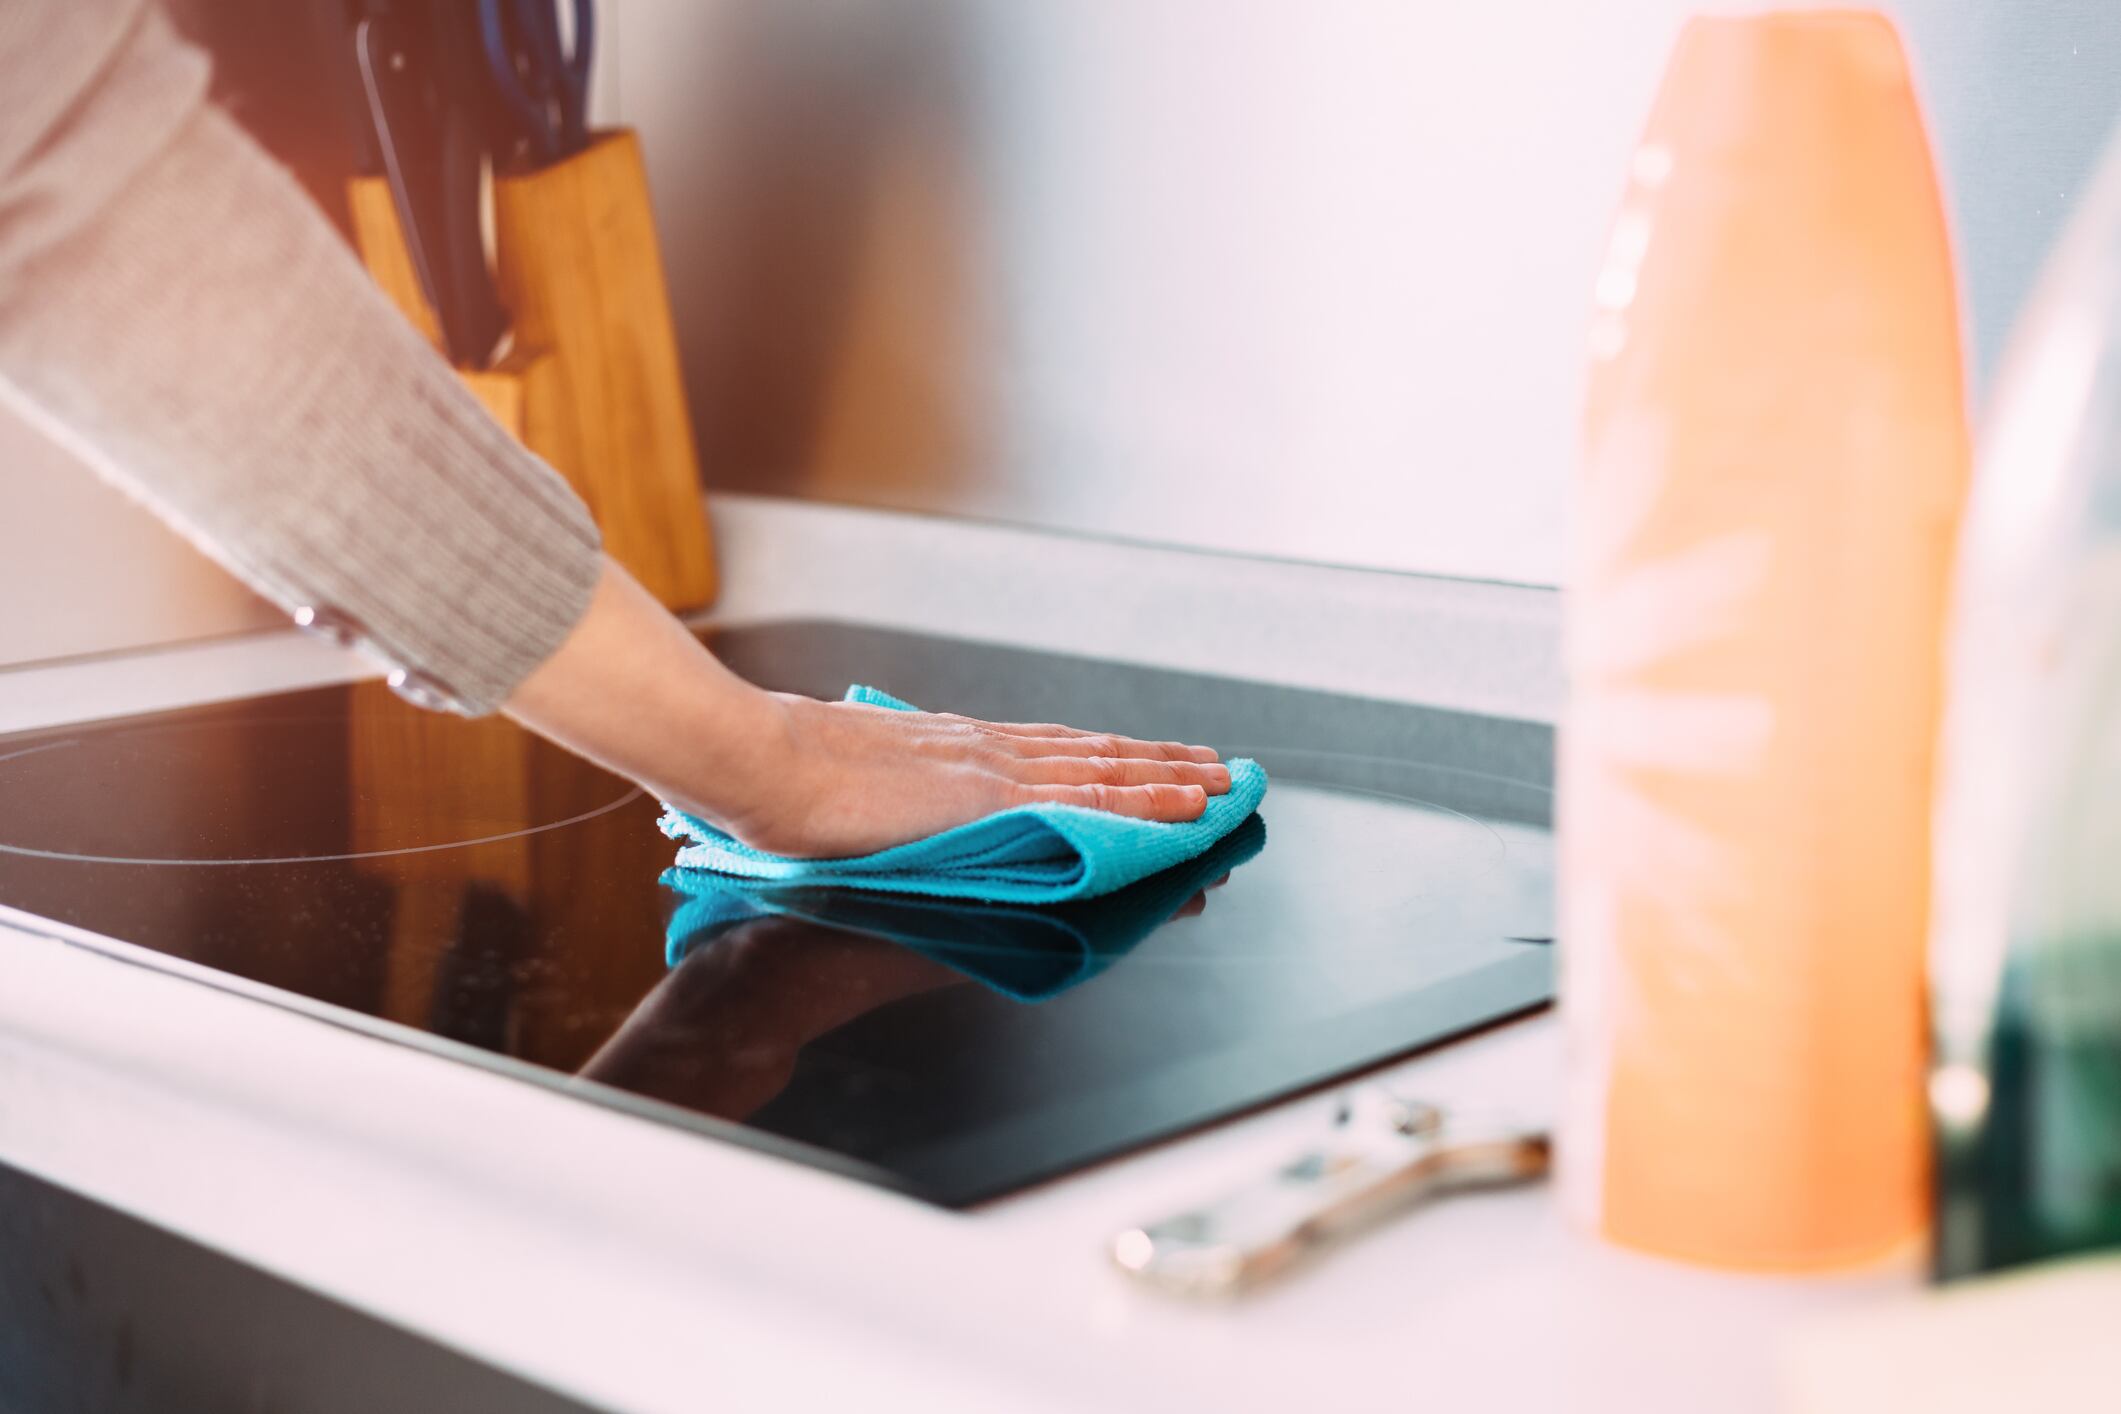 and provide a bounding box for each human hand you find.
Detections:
[506,558,1230,861]
[1171,873,1234,920]
[701,692,1231,859]
[579,915,964,1121]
